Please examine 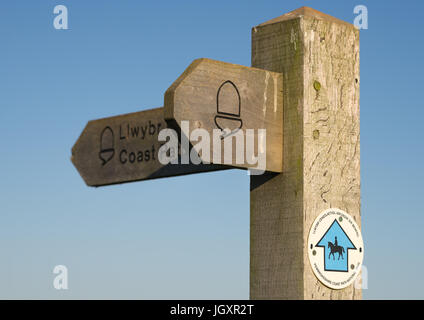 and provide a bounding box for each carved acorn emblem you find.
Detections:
[99,126,115,166]
[214,80,243,138]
